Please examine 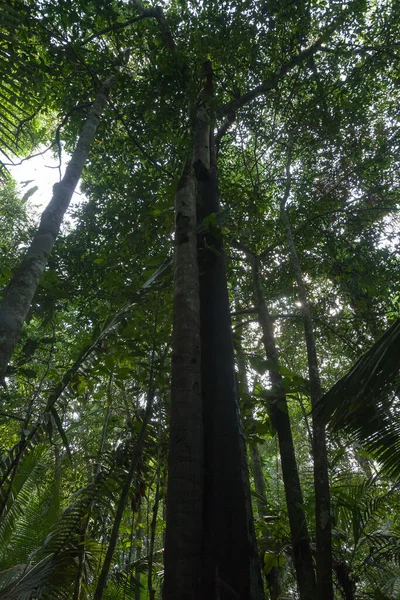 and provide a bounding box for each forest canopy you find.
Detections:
[0,0,399,599]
